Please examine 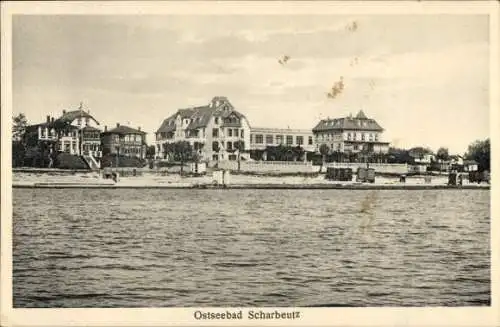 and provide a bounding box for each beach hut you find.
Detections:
[356,167,375,183]
[325,167,353,181]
